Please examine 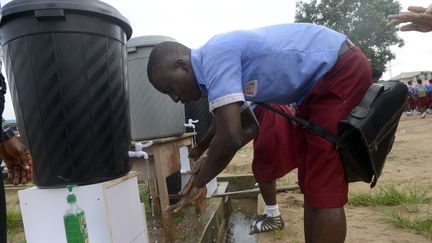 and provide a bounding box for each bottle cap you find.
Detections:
[67,185,77,204]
